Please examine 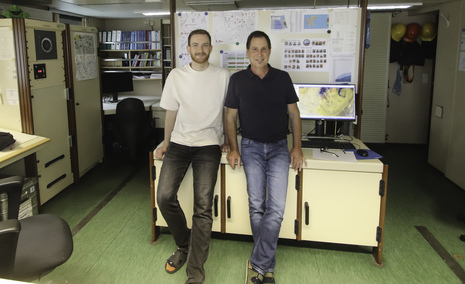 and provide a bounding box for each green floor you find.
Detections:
[37,144,465,284]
